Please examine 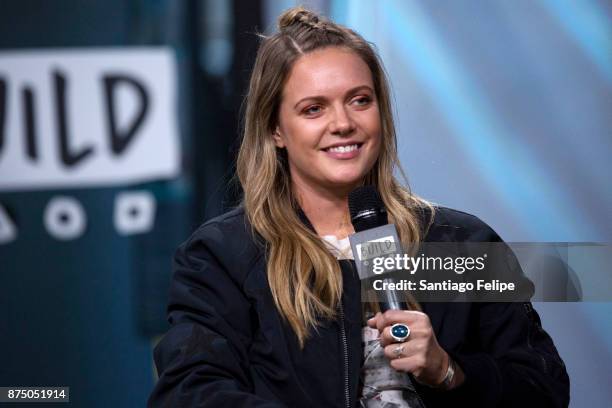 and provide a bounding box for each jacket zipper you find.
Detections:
[338,302,350,408]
